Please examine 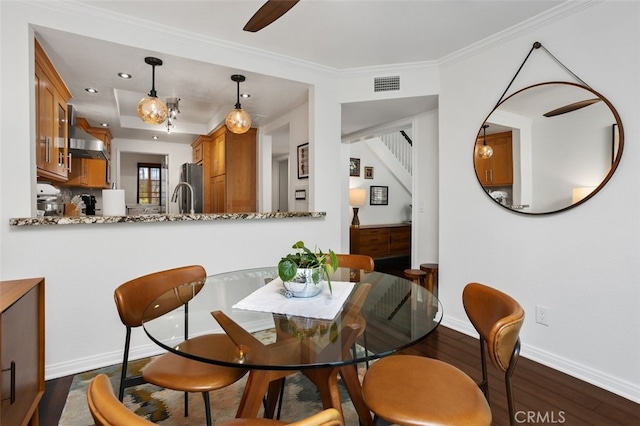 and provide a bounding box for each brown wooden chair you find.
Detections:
[88,373,342,426]
[88,373,154,426]
[113,265,248,426]
[362,282,525,426]
[335,254,375,272]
